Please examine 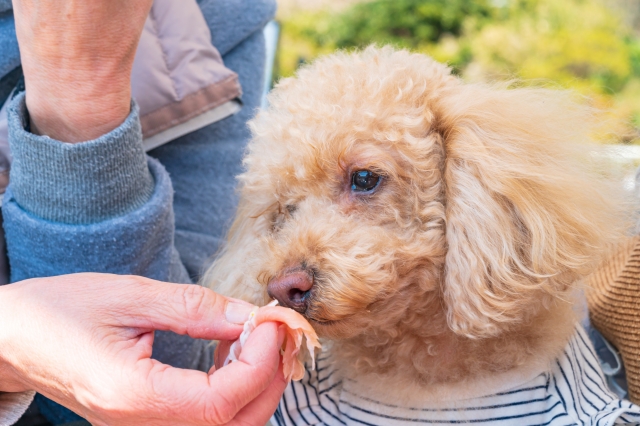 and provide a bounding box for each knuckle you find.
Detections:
[179,284,209,322]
